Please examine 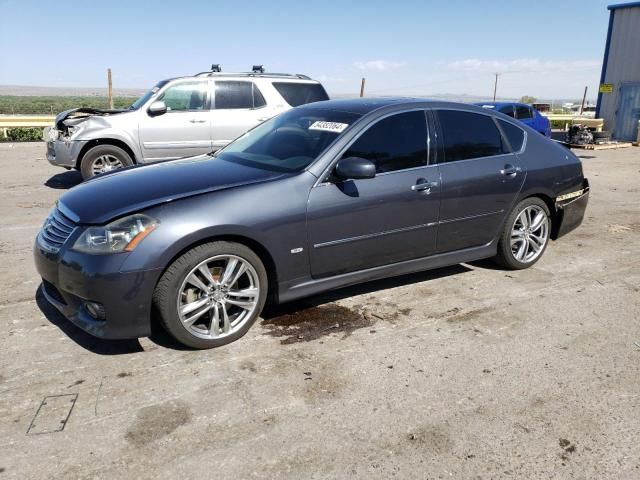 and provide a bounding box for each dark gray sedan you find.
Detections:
[34,98,589,349]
